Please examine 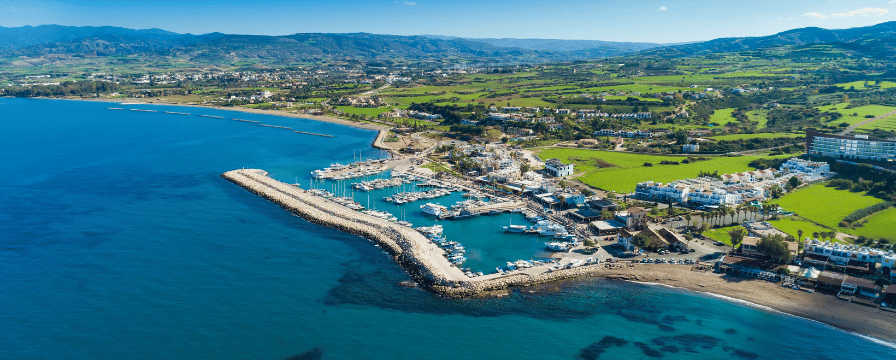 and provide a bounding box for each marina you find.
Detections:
[222,168,607,297]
